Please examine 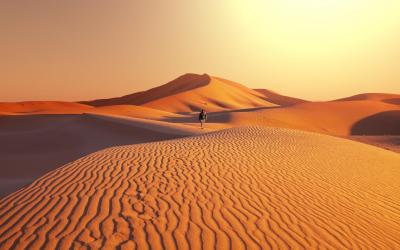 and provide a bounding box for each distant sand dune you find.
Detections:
[254,88,307,106]
[0,101,92,114]
[83,74,276,112]
[1,127,399,249]
[213,100,400,136]
[334,93,400,102]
